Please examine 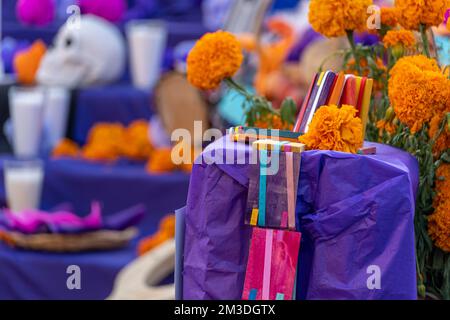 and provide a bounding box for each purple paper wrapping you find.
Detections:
[183,136,418,300]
